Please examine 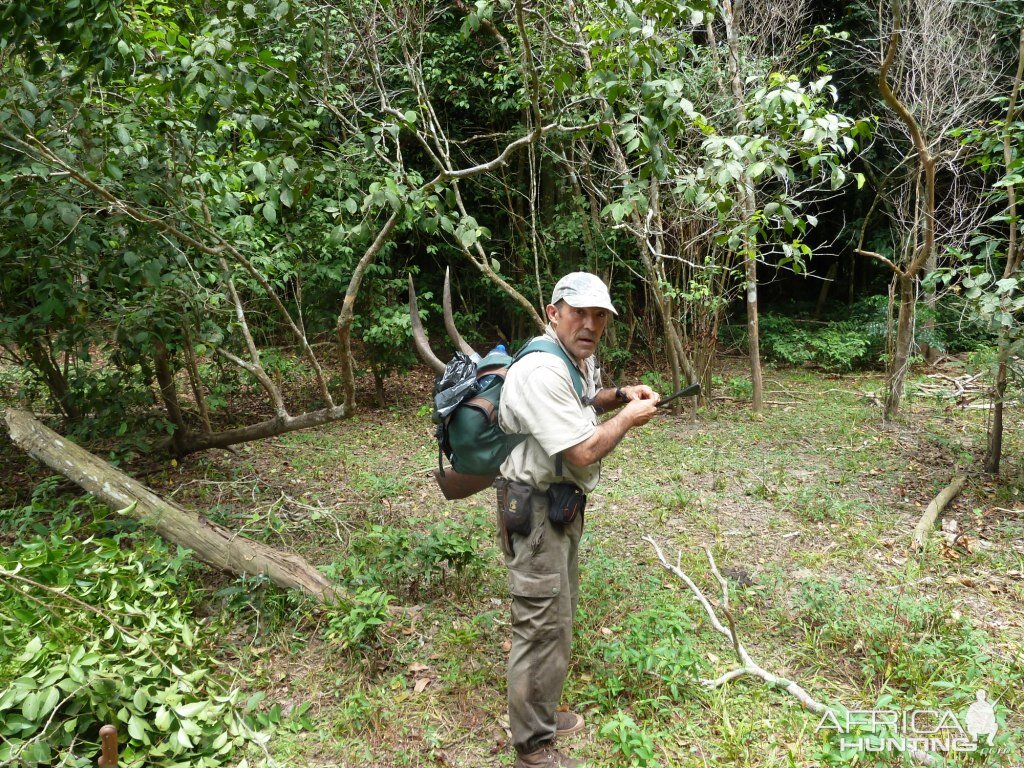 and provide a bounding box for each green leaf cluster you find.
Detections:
[0,508,268,767]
